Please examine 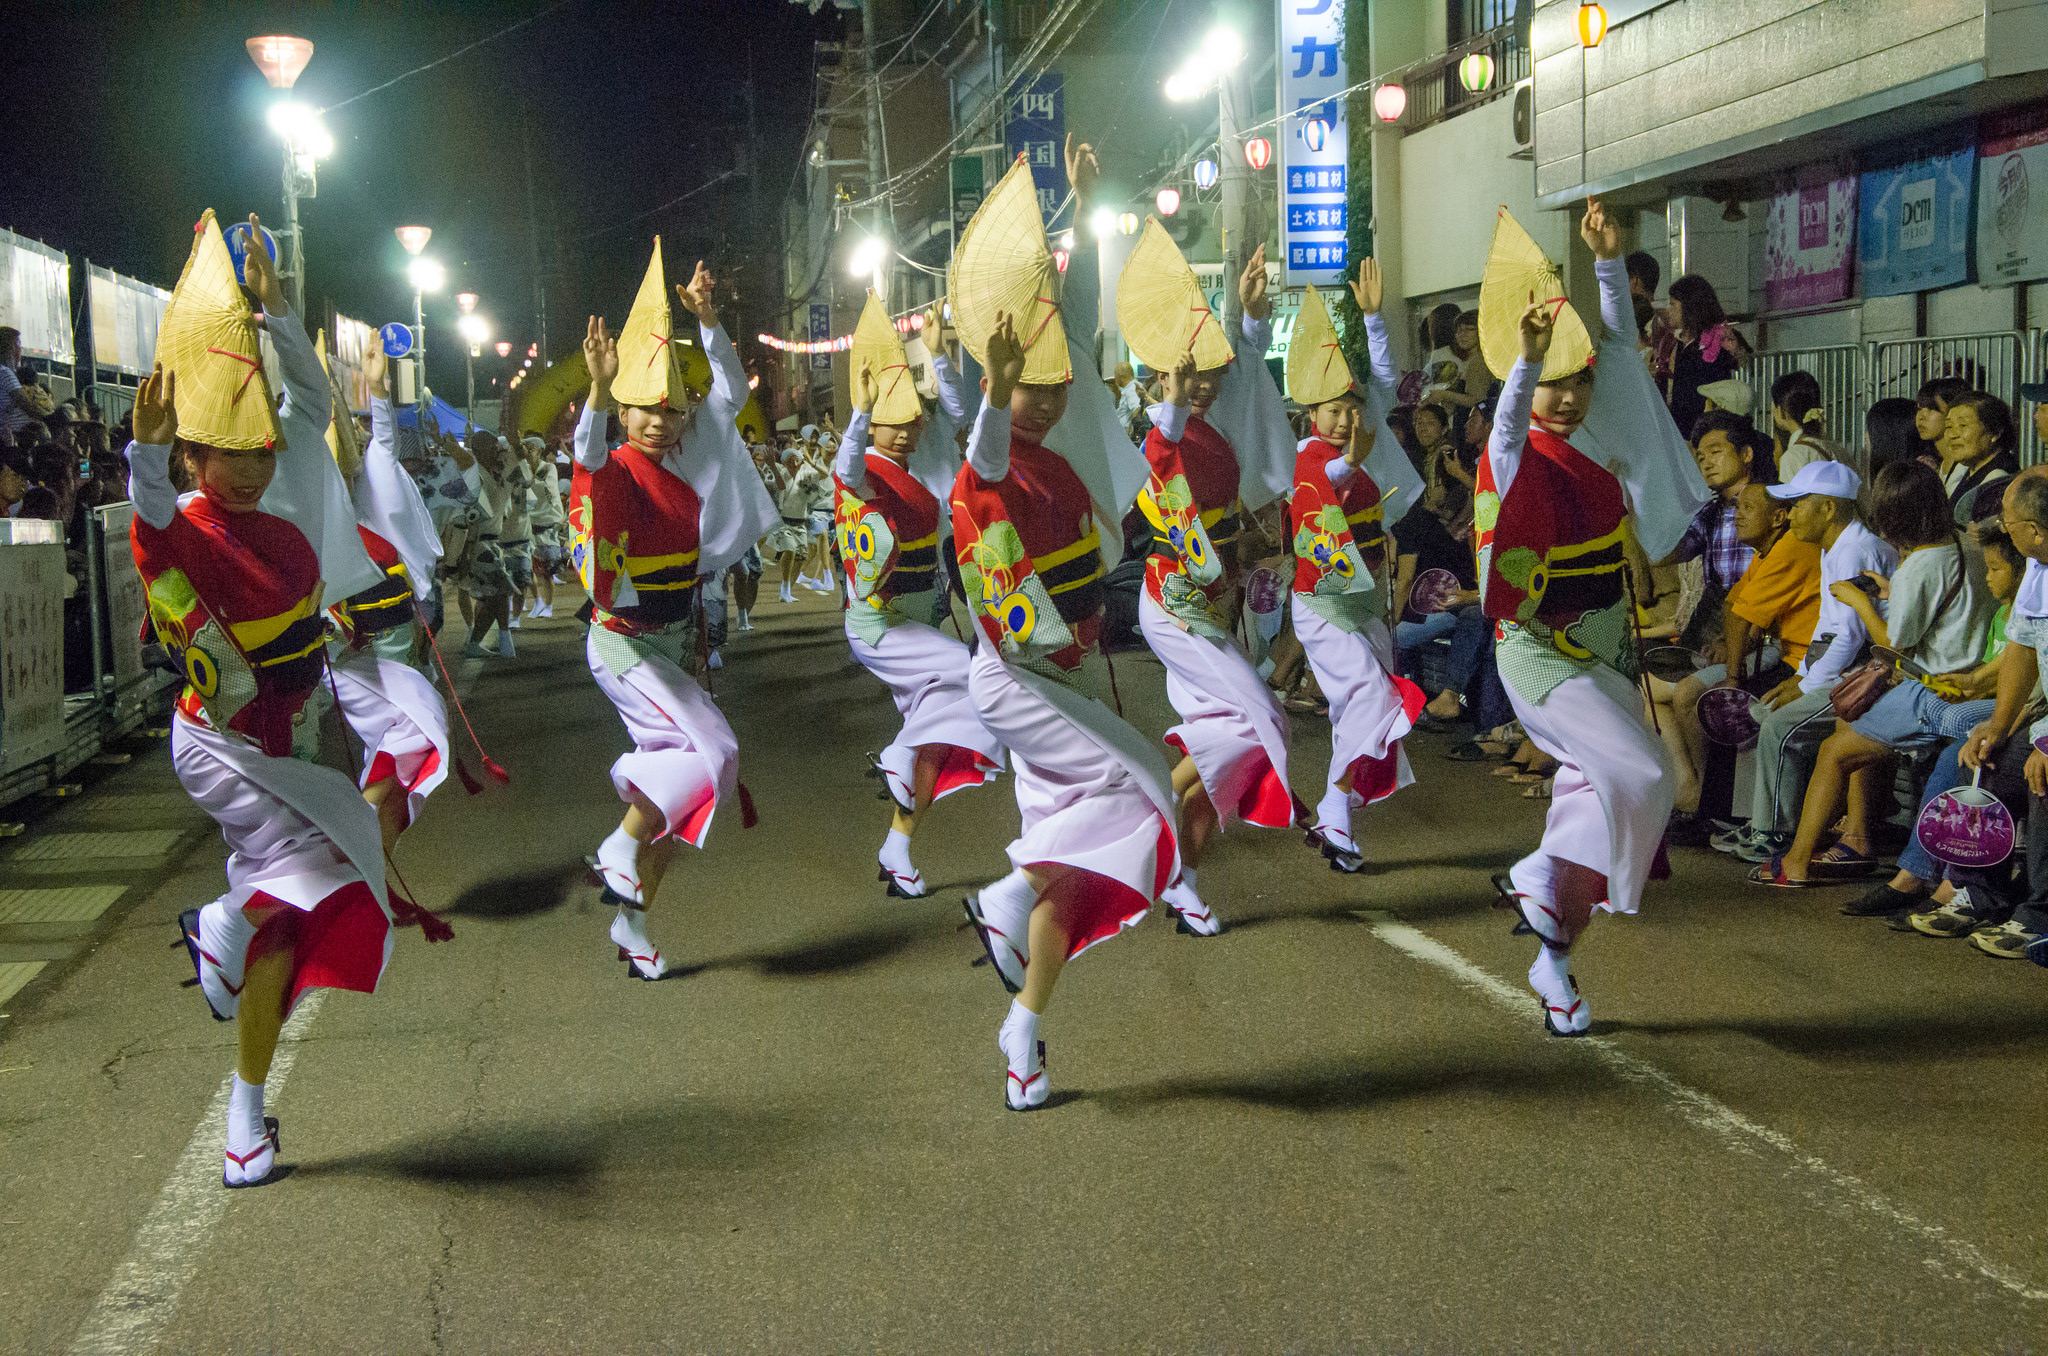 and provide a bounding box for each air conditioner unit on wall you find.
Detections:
[1509,79,1534,162]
